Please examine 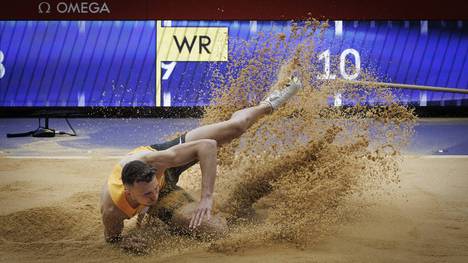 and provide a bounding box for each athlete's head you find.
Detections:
[122,160,160,206]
